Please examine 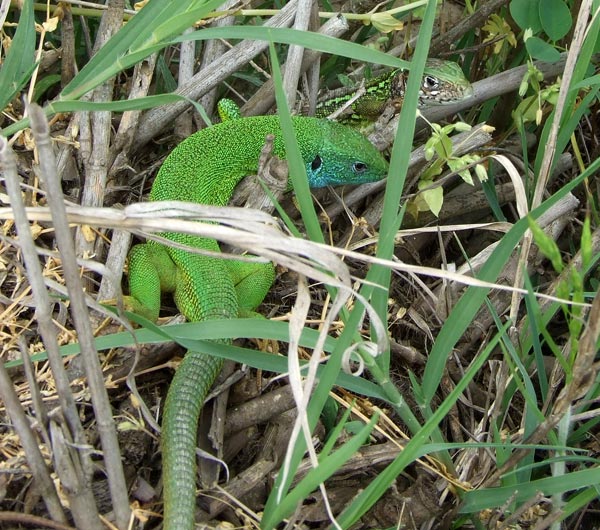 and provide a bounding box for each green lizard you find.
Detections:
[315,58,473,125]
[125,116,388,530]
